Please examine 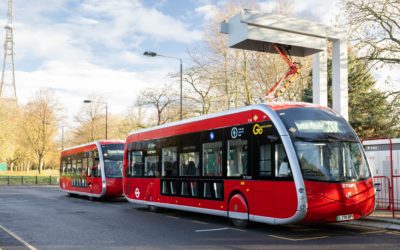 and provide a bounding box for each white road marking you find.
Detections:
[0,223,37,250]
[196,227,230,232]
[386,231,400,236]
[360,230,388,234]
[269,234,328,241]
[191,220,209,225]
[294,228,320,232]
[230,228,247,232]
[165,215,179,220]
[108,204,123,208]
